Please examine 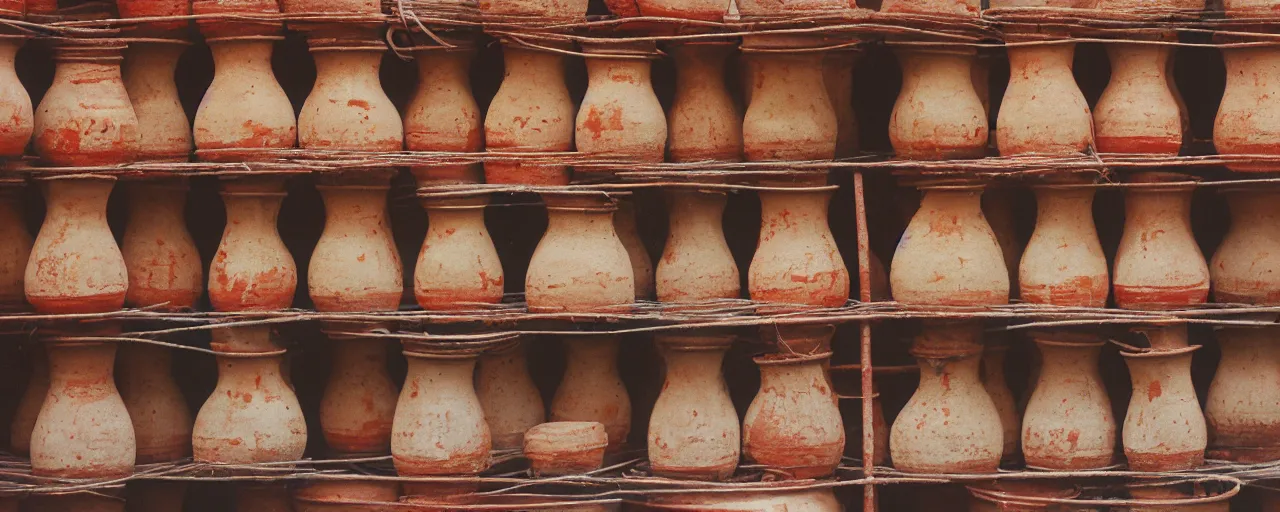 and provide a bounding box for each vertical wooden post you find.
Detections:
[854,171,877,512]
